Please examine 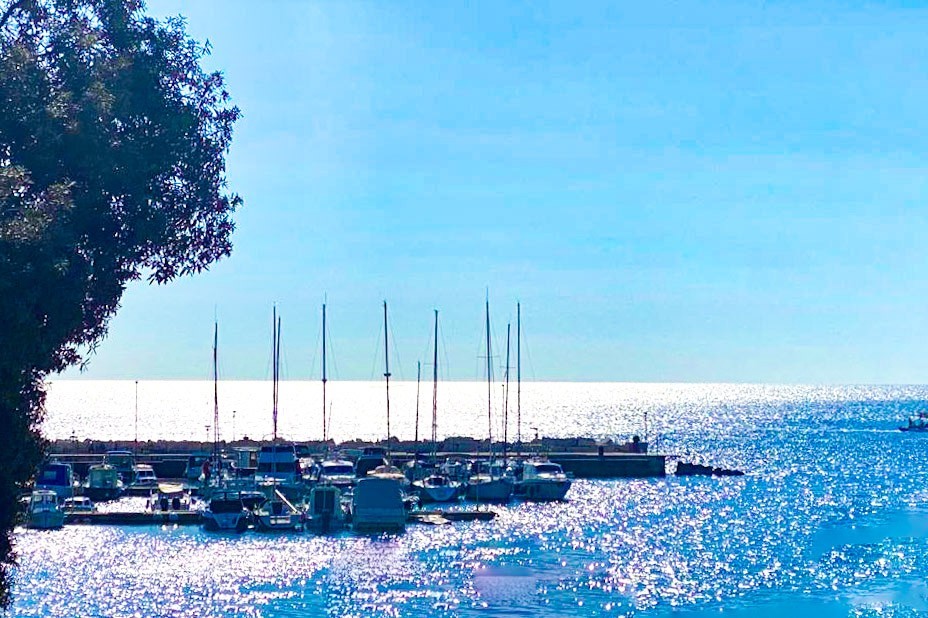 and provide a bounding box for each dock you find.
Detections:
[64,509,495,527]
